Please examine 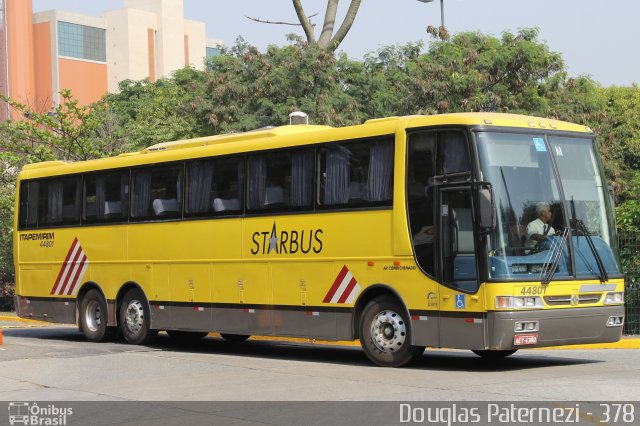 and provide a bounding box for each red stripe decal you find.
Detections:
[323,265,349,303]
[58,248,84,294]
[66,254,88,296]
[51,238,78,295]
[337,276,358,304]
